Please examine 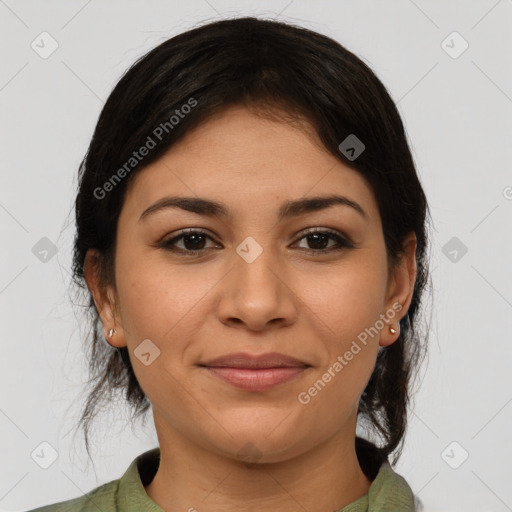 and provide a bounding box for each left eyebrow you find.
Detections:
[278,195,367,221]
[138,194,368,222]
